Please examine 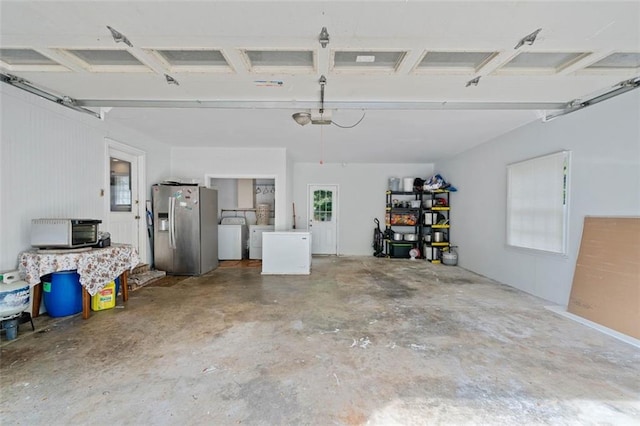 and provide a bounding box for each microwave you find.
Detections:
[31,219,102,249]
